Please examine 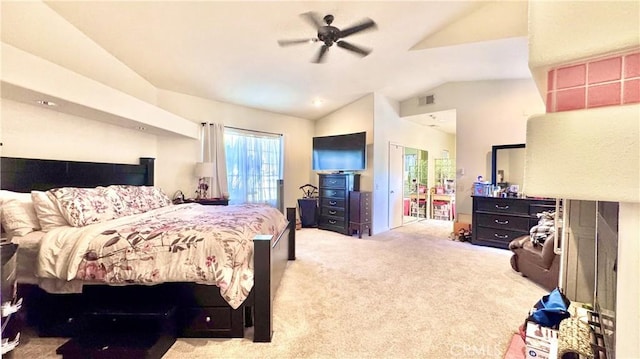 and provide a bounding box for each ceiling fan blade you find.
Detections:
[278,38,317,47]
[336,41,371,57]
[313,45,330,63]
[339,18,377,38]
[300,11,324,30]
